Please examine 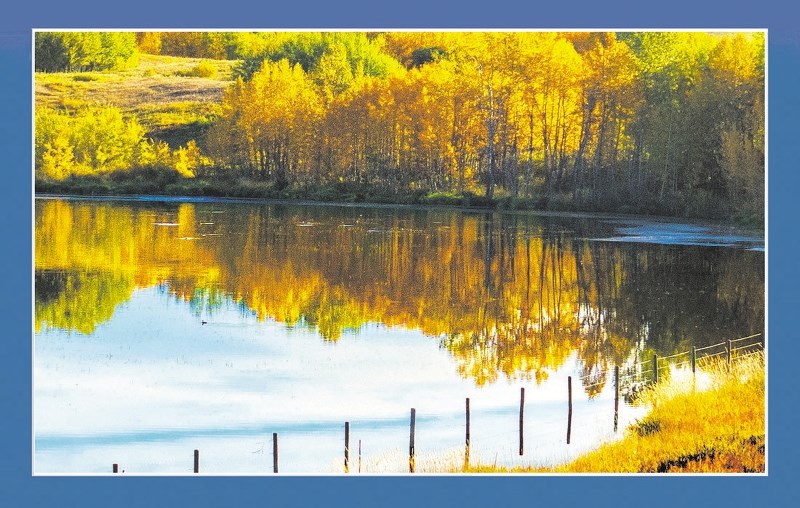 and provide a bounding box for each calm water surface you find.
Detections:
[34,197,764,473]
